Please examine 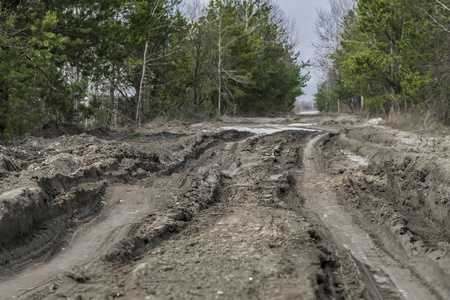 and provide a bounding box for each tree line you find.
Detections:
[313,0,450,124]
[0,0,308,136]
